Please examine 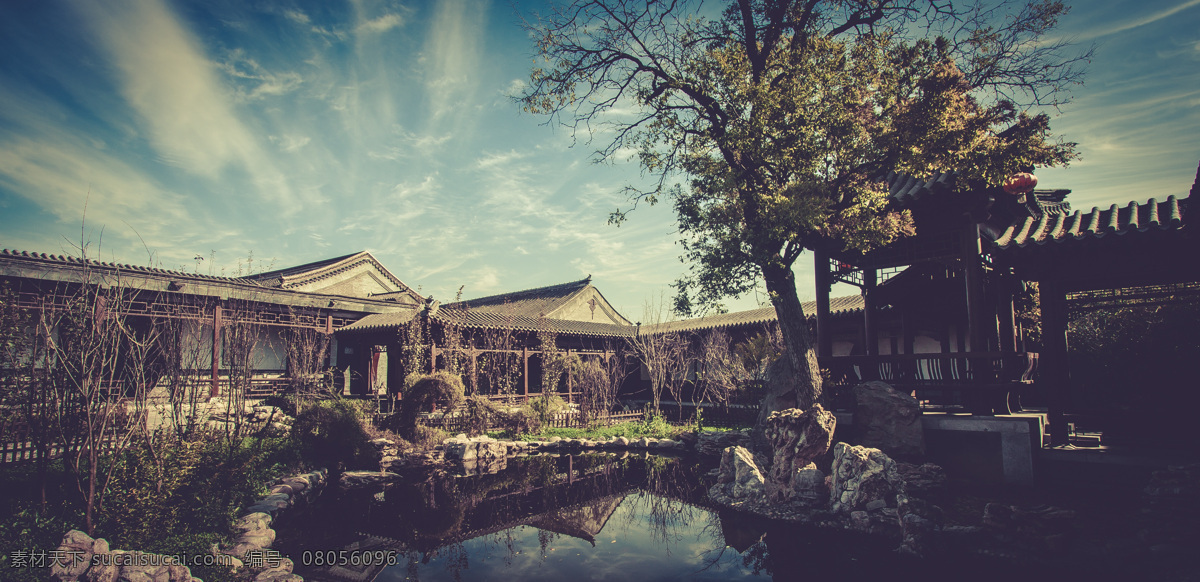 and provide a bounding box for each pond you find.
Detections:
[272,453,1099,582]
[271,453,944,581]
